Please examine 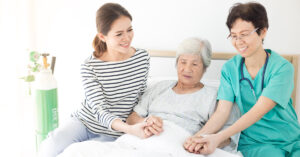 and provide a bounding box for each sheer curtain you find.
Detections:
[0,0,94,156]
[0,0,36,156]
